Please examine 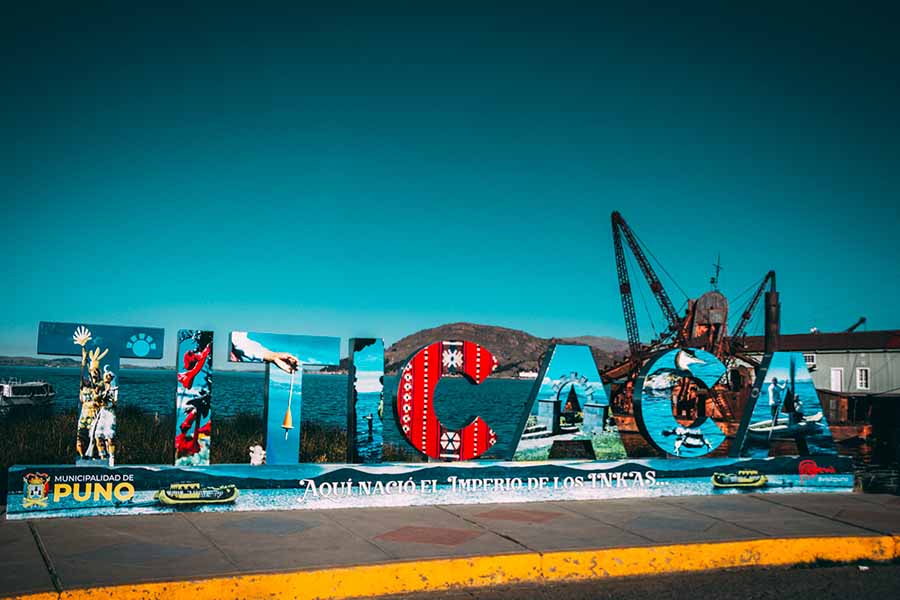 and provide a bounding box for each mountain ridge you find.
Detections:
[381,322,628,376]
